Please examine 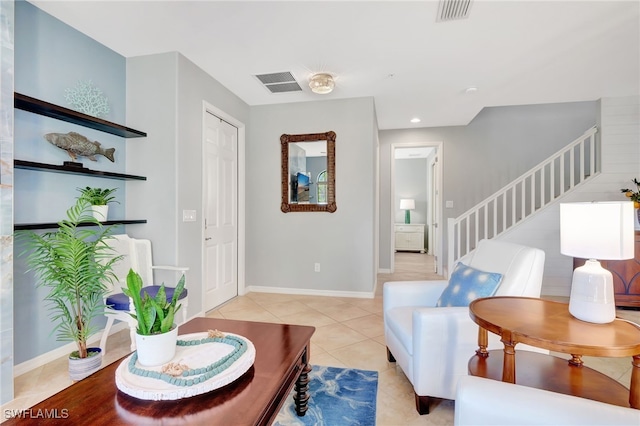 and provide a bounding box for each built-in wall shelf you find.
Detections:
[14,93,148,231]
[14,160,147,181]
[14,92,147,138]
[14,219,147,231]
